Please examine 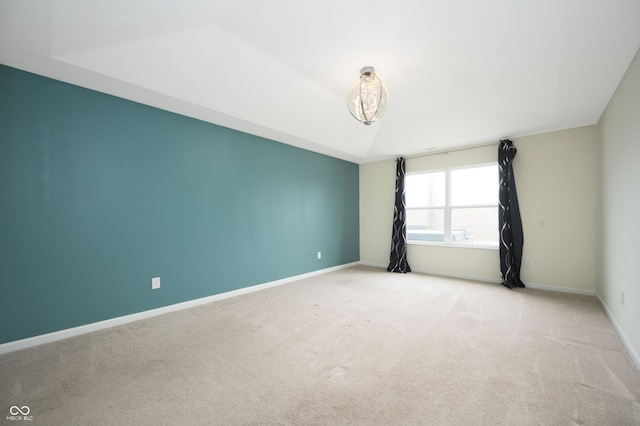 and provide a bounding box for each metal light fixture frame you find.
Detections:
[347,66,389,125]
